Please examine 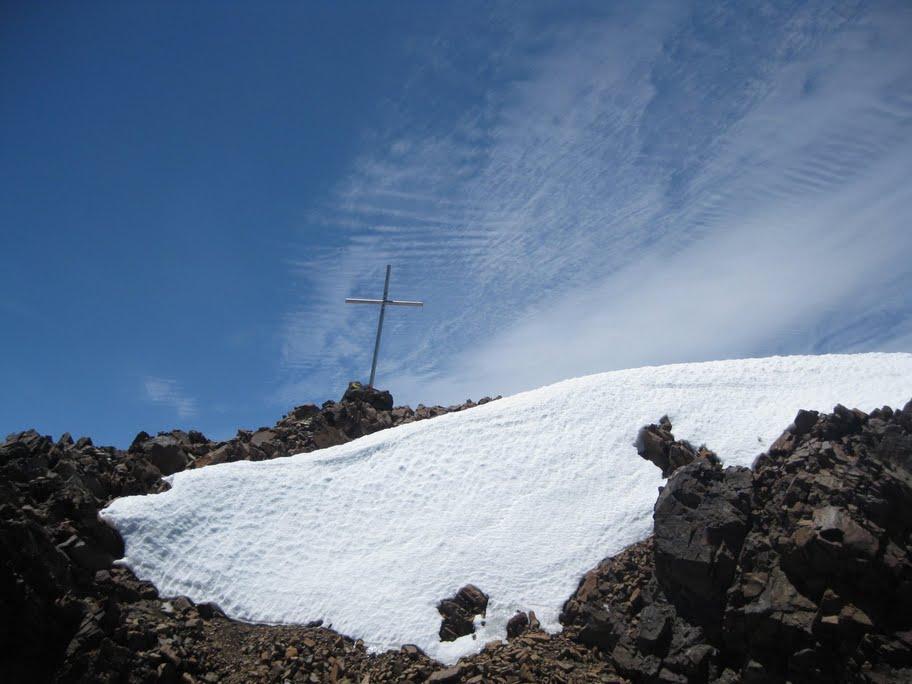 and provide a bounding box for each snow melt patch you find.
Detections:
[101,354,912,662]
